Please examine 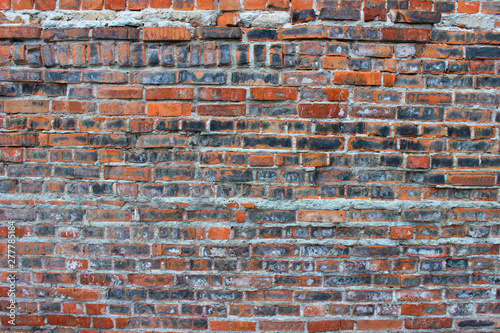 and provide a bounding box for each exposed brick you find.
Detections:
[143,27,191,41]
[1,5,498,331]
